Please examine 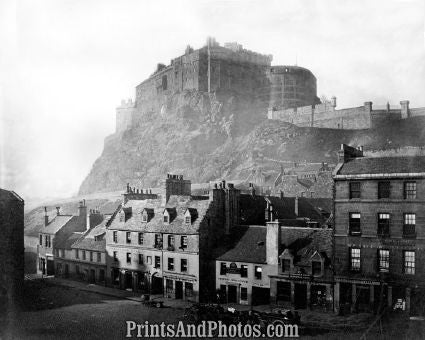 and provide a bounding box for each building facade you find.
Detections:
[0,189,24,314]
[333,144,425,315]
